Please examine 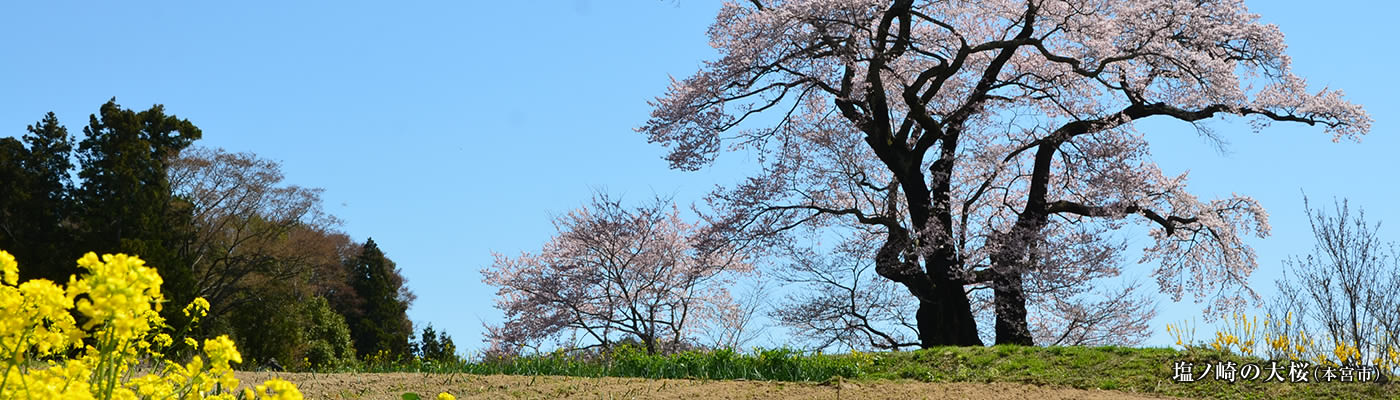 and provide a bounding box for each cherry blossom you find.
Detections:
[641,0,1368,346]
[482,194,754,354]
